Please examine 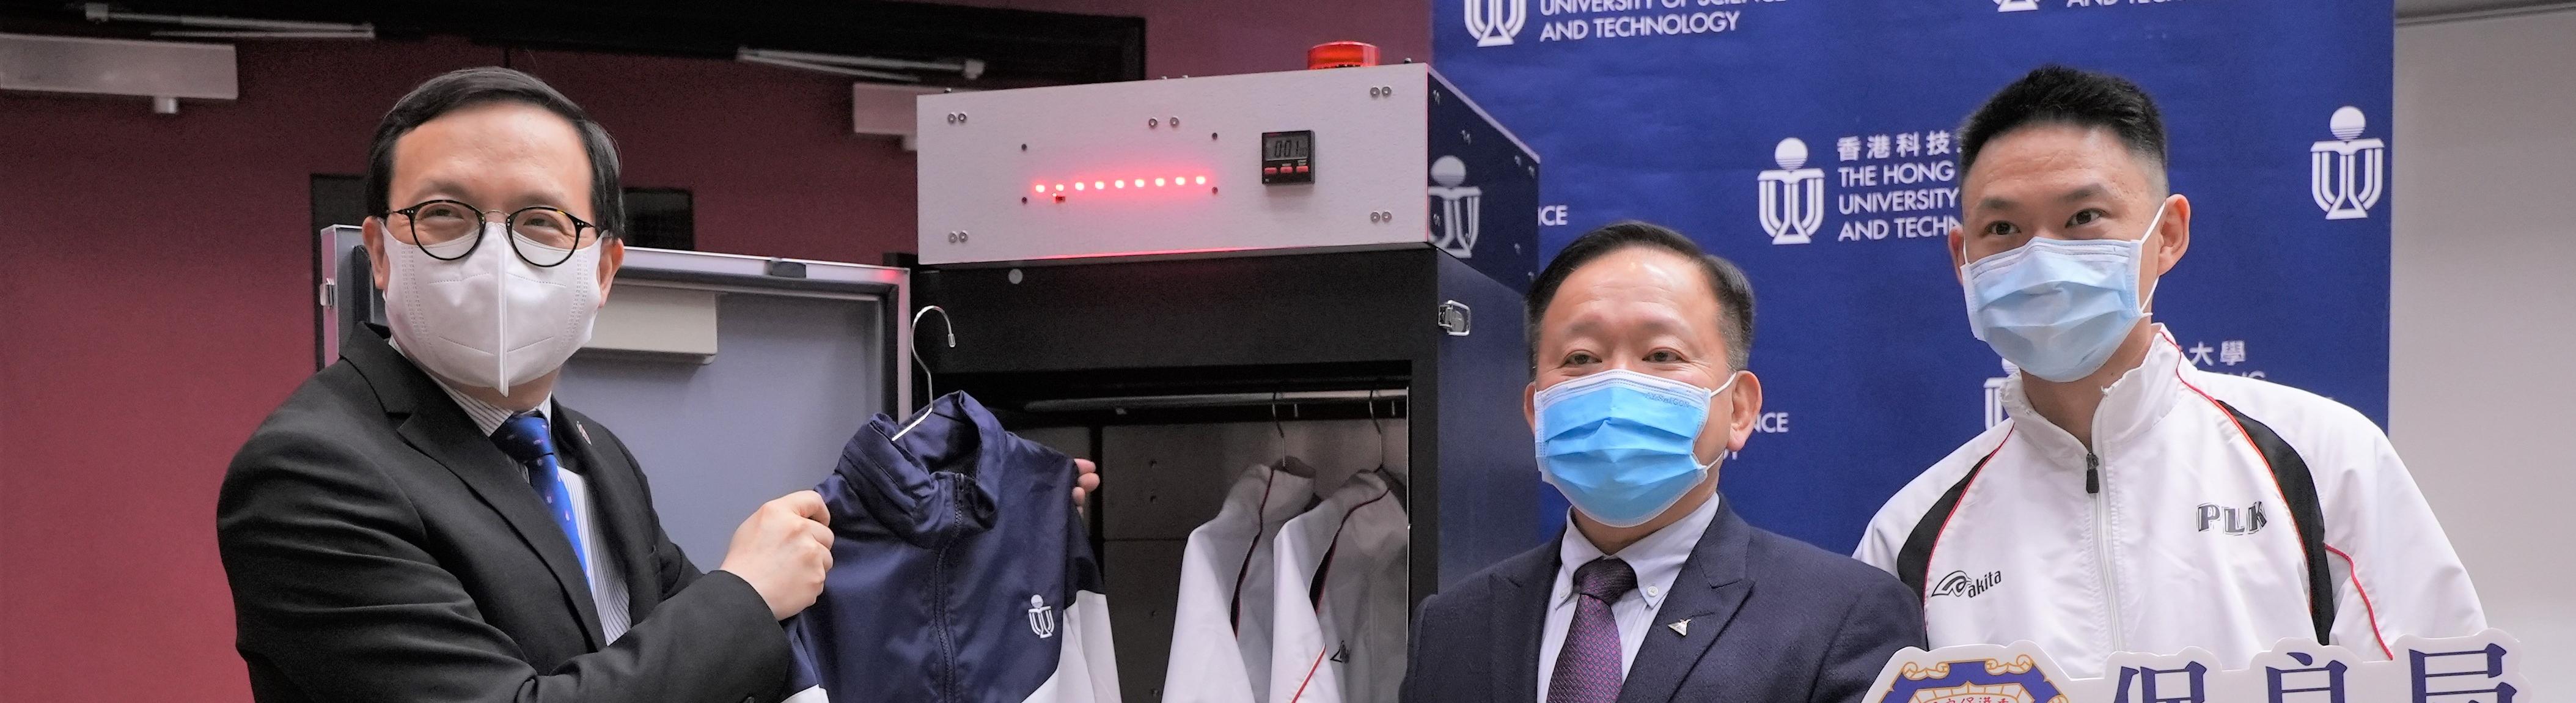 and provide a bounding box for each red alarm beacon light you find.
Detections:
[1307,42,1378,70]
